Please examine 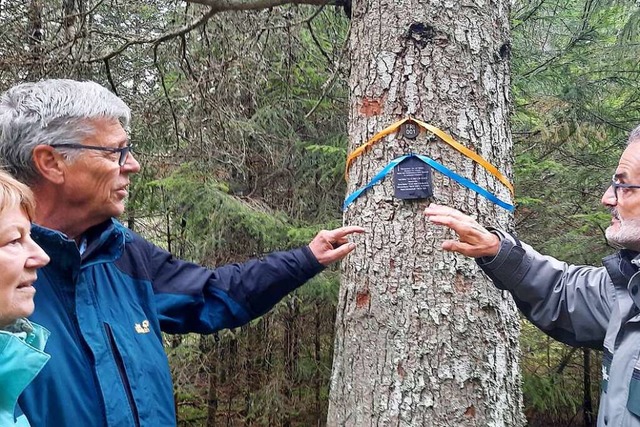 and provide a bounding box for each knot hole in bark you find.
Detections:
[406,23,447,48]
[499,42,511,60]
[407,23,435,48]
